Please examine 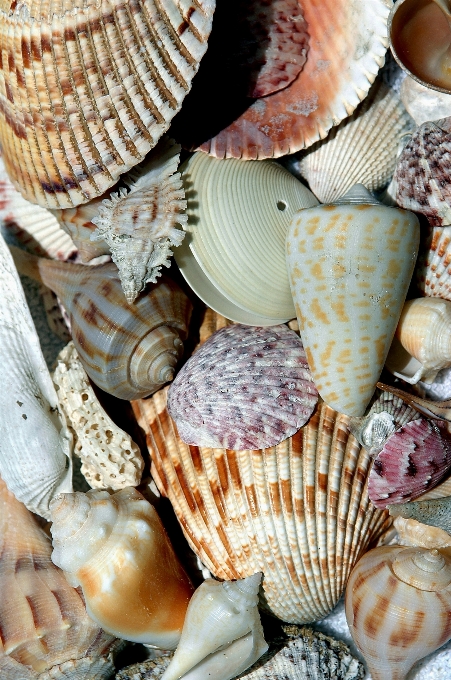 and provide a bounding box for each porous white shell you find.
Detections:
[0,232,72,519]
[297,80,413,203]
[167,324,318,450]
[52,342,144,490]
[161,574,268,680]
[175,152,318,326]
[132,388,392,623]
[286,184,420,417]
[50,487,194,648]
